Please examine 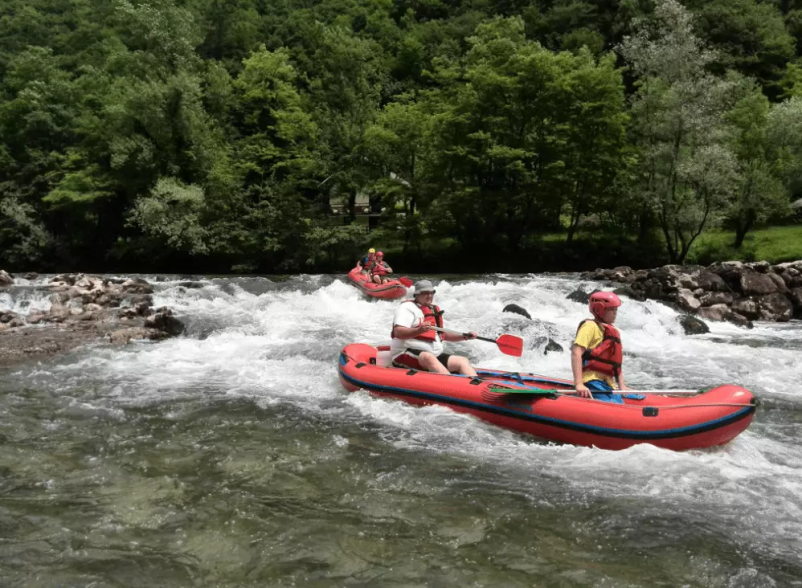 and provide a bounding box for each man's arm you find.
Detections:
[441,331,476,342]
[392,323,430,340]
